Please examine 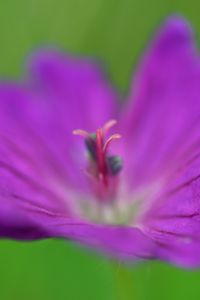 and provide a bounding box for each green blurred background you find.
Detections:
[0,0,200,299]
